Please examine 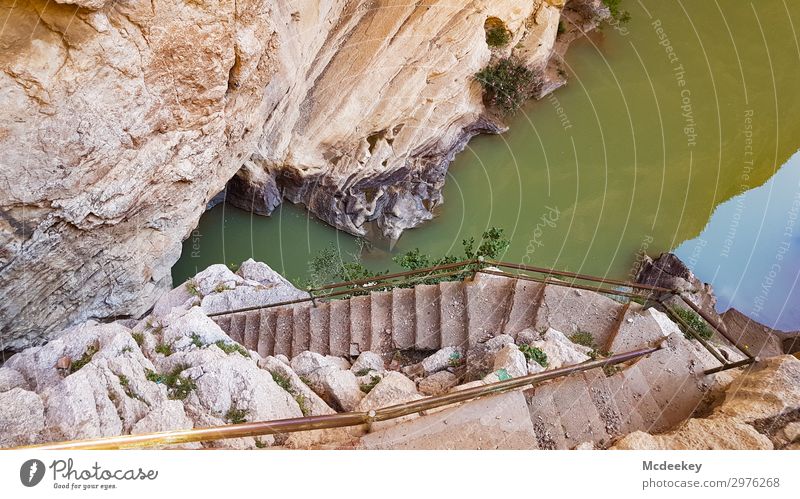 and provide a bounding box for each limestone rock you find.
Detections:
[0,367,28,392]
[158,307,233,354]
[0,388,45,447]
[162,347,302,449]
[418,371,459,396]
[614,419,772,450]
[258,356,335,417]
[420,346,464,375]
[357,372,421,413]
[493,344,528,378]
[320,370,364,413]
[351,351,385,375]
[529,328,591,369]
[0,0,594,349]
[466,333,515,377]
